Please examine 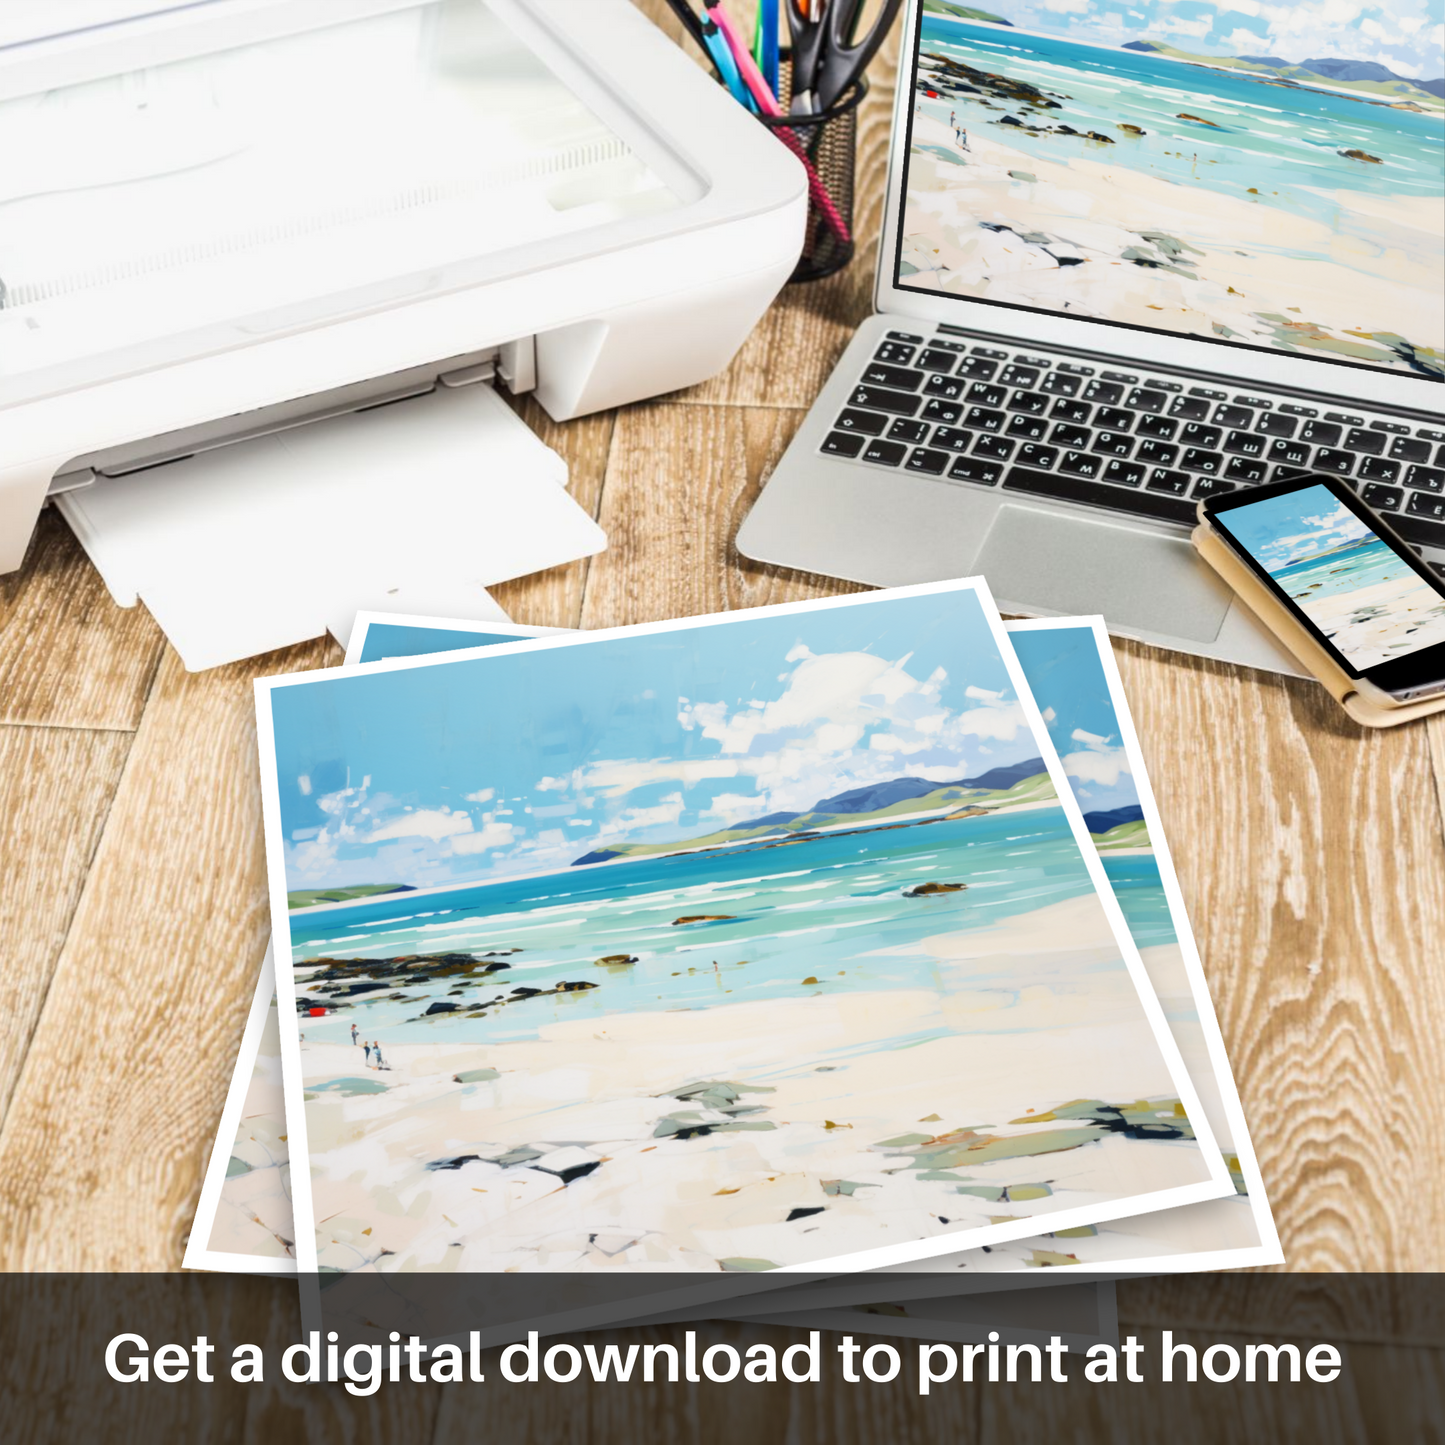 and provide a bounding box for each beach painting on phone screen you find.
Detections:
[1220,483,1445,669]
[901,1,1444,376]
[258,583,1228,1277]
